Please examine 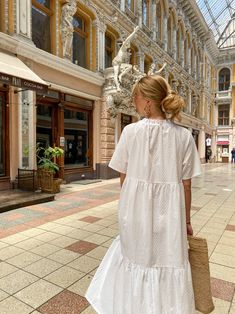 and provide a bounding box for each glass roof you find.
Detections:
[196,0,235,49]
